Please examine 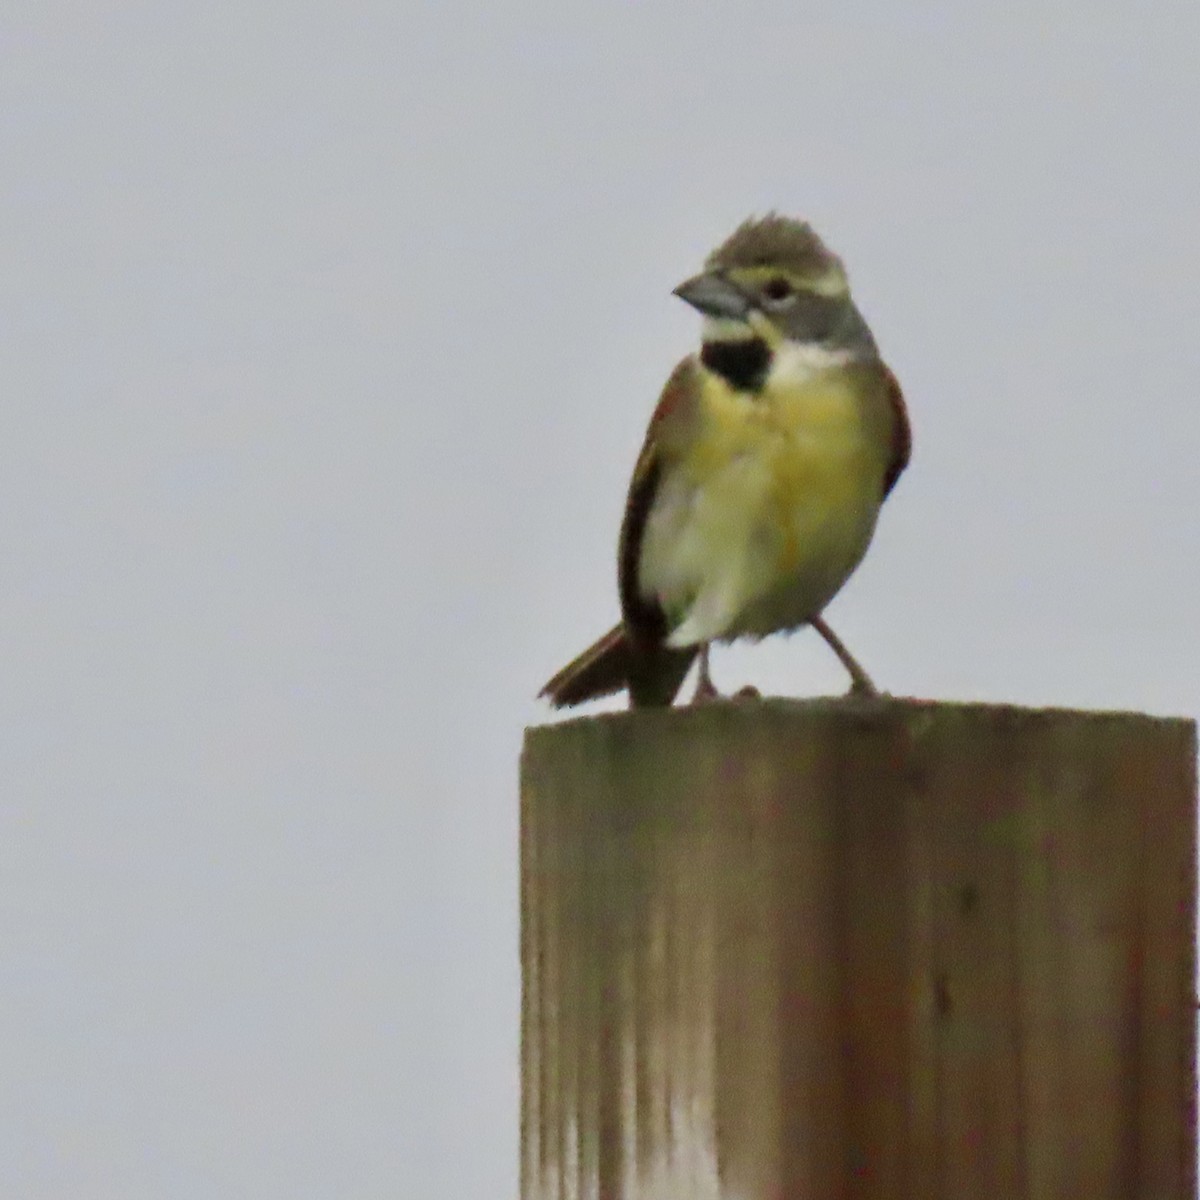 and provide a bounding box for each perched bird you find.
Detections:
[540,214,911,708]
